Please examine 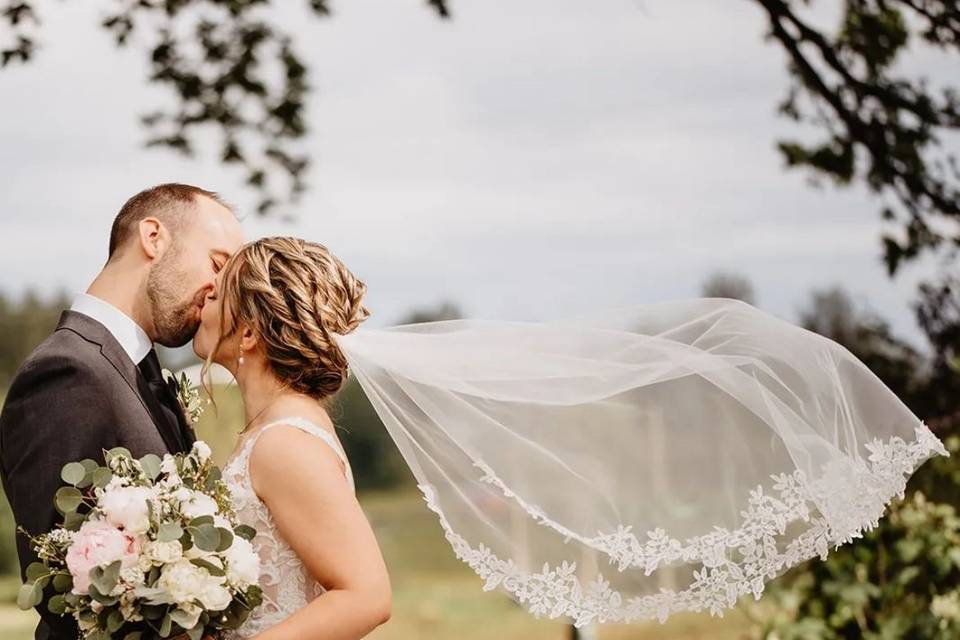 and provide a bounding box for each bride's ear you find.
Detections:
[239,325,259,354]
